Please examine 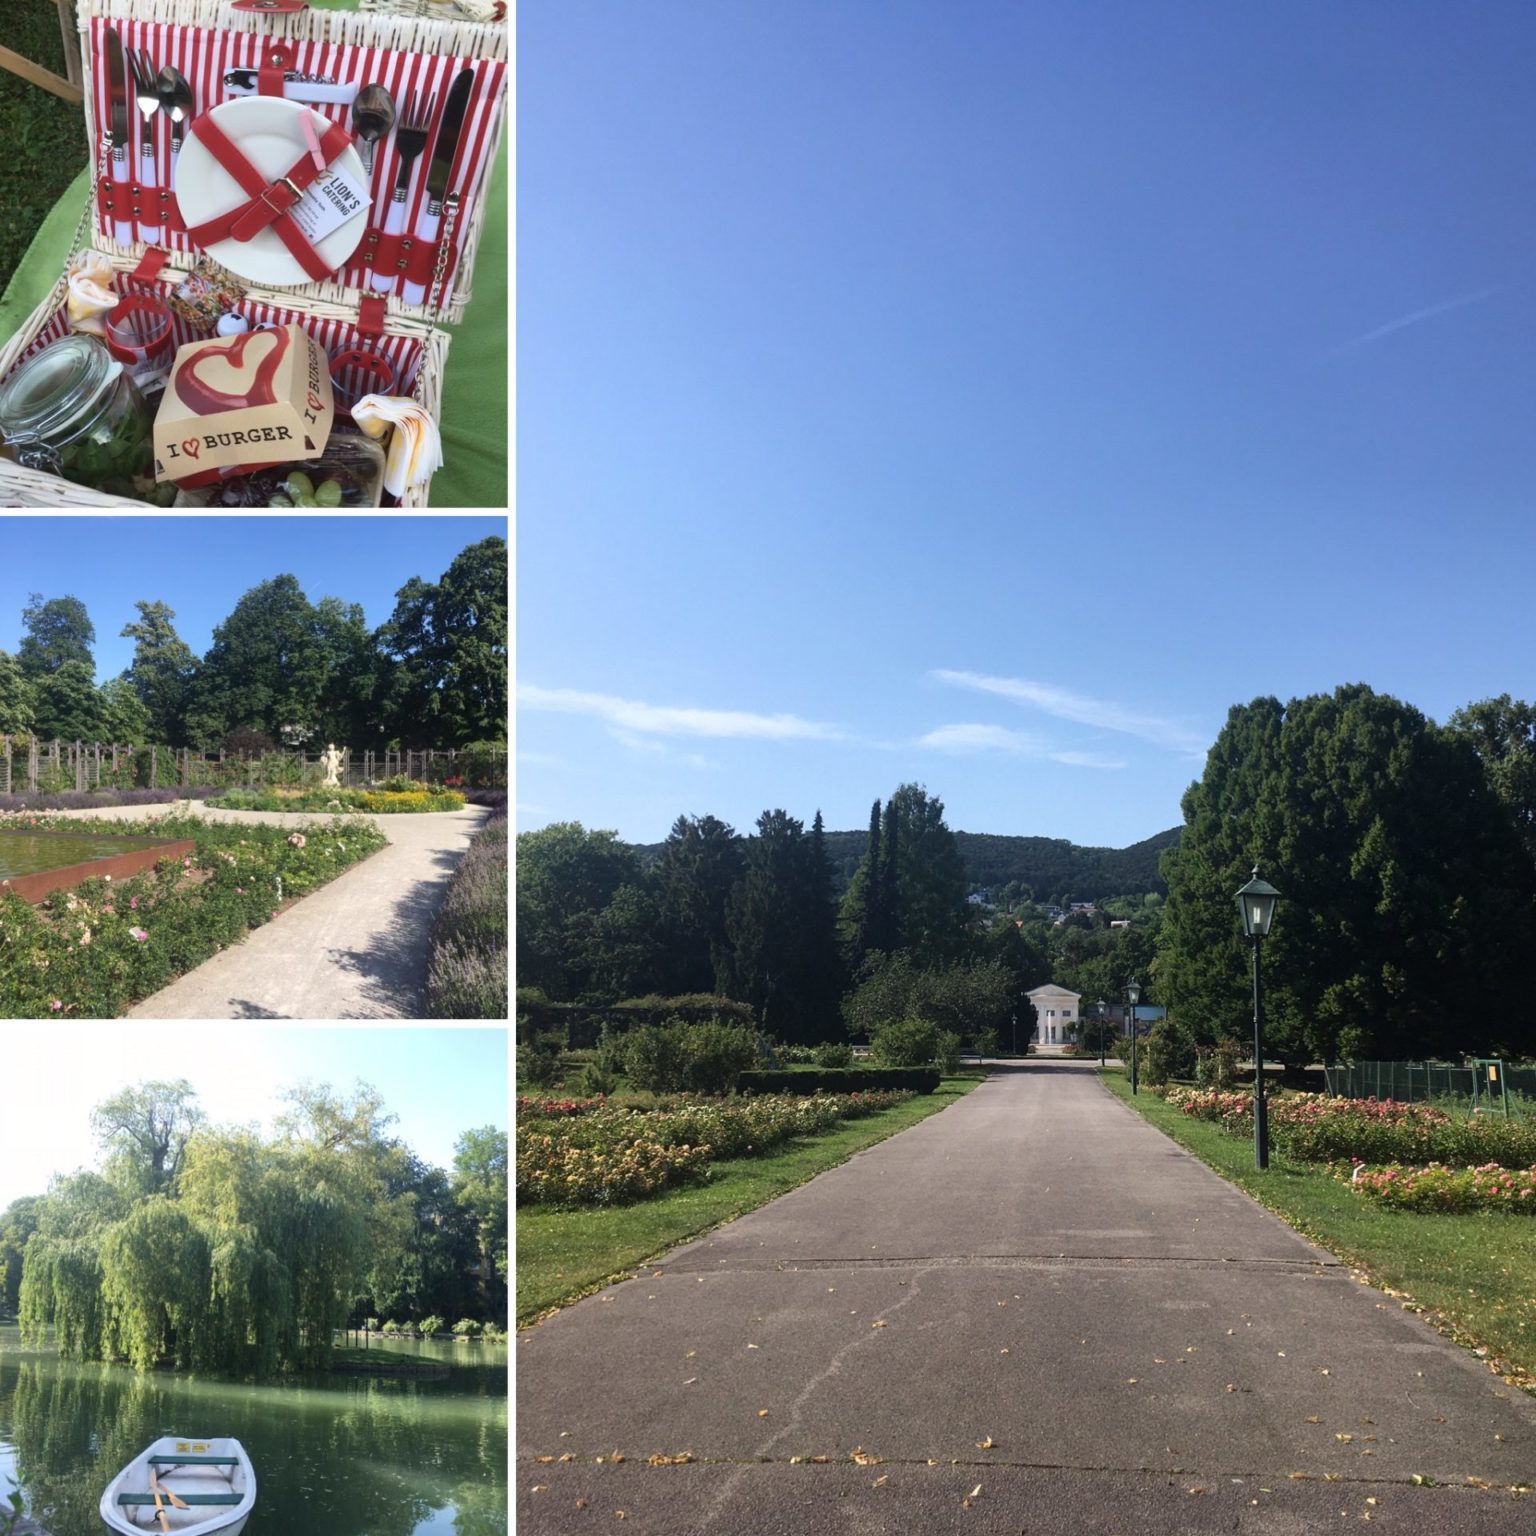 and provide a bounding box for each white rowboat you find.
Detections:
[100,1438,257,1536]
